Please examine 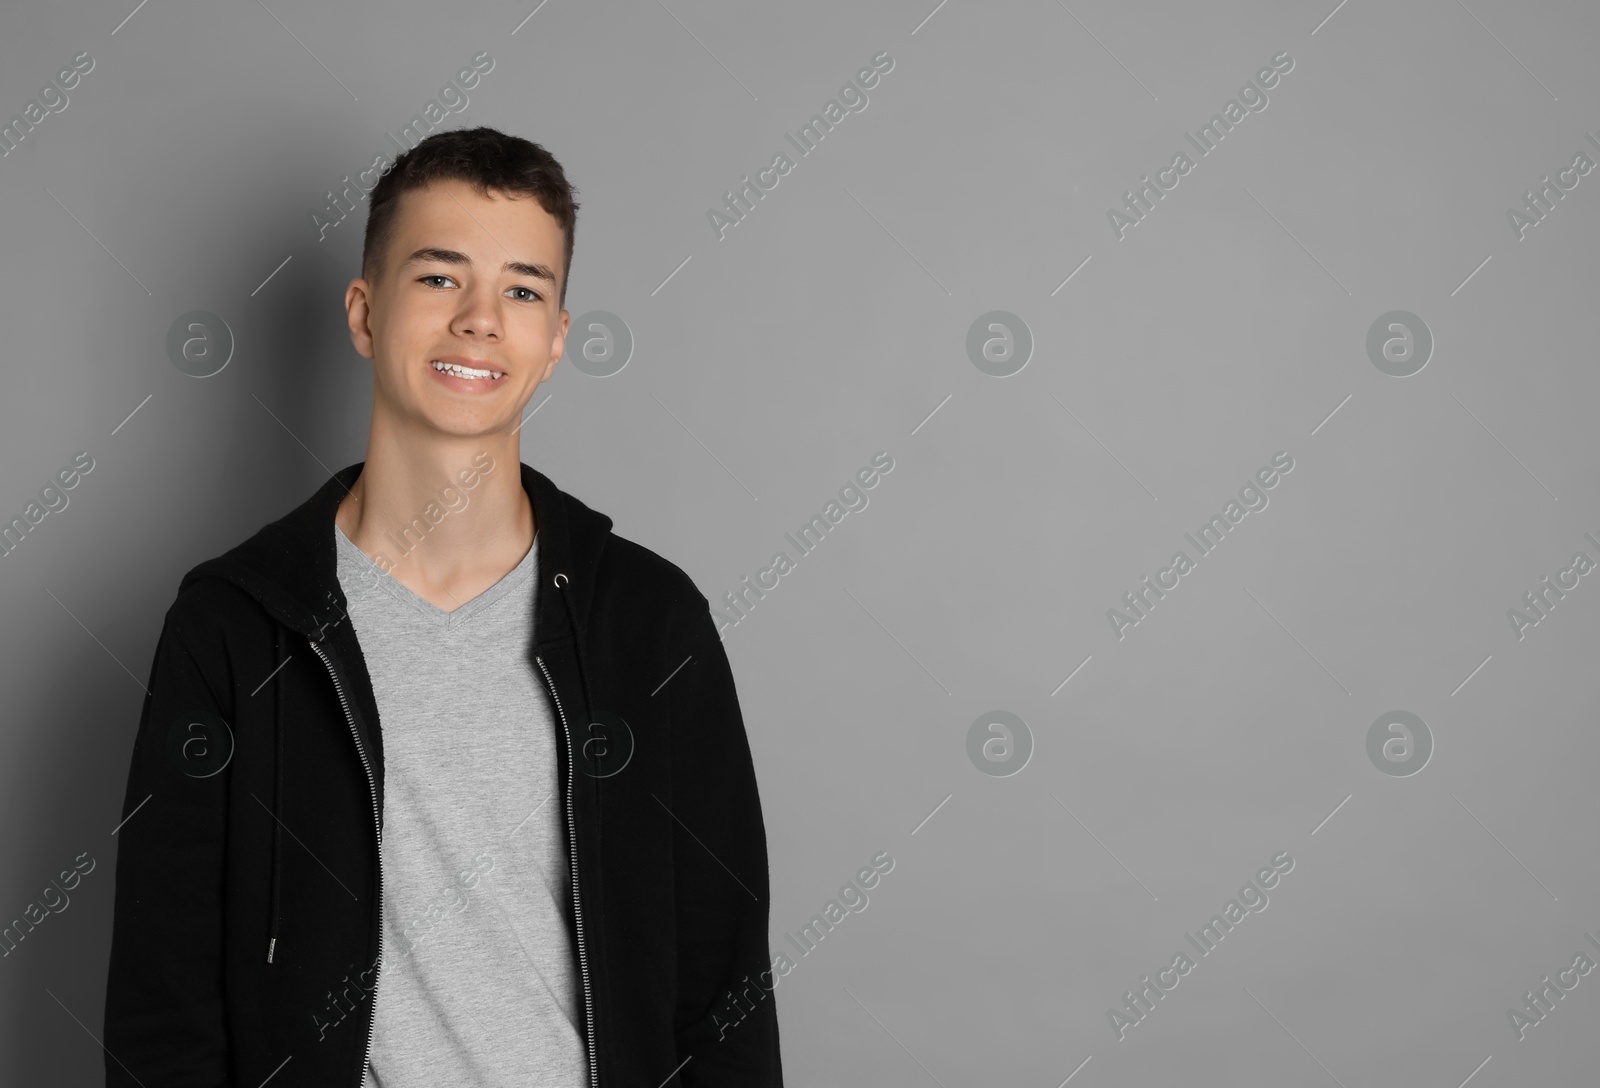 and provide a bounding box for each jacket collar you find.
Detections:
[180,460,614,645]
